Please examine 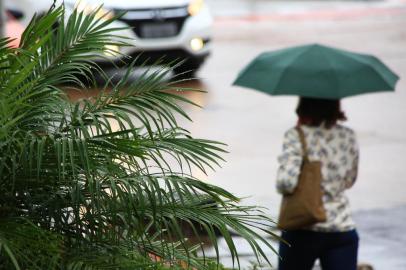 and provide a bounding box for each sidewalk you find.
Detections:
[354,205,406,270]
